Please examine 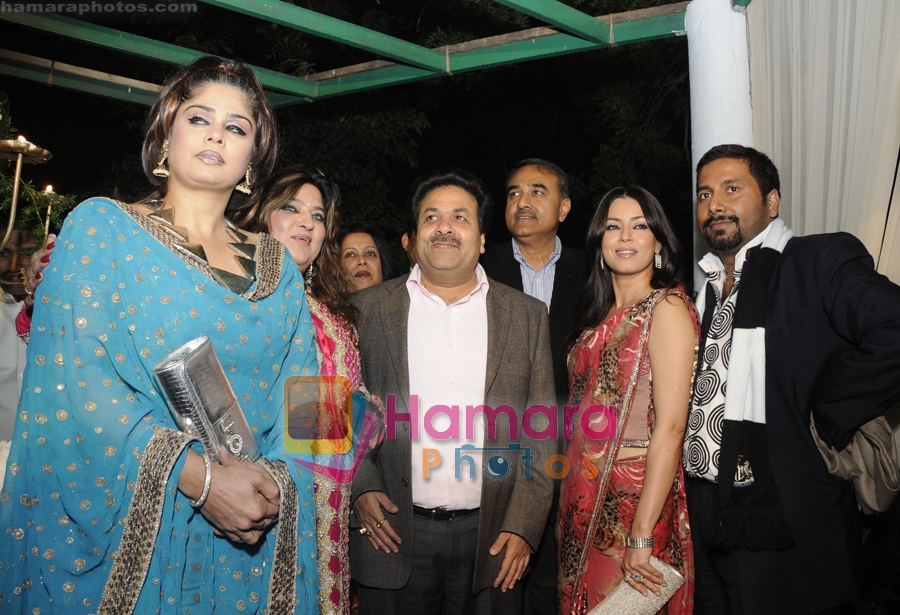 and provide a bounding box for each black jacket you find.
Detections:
[704,232,900,611]
[481,240,586,407]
